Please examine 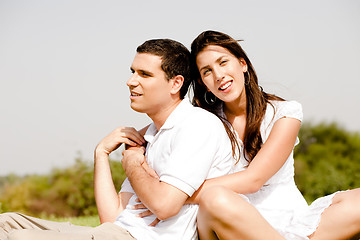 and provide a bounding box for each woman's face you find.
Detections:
[196,45,247,104]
